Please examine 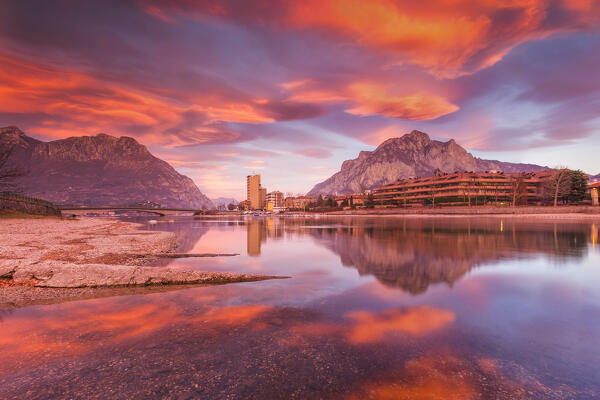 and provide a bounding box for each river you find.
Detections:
[1,215,600,399]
